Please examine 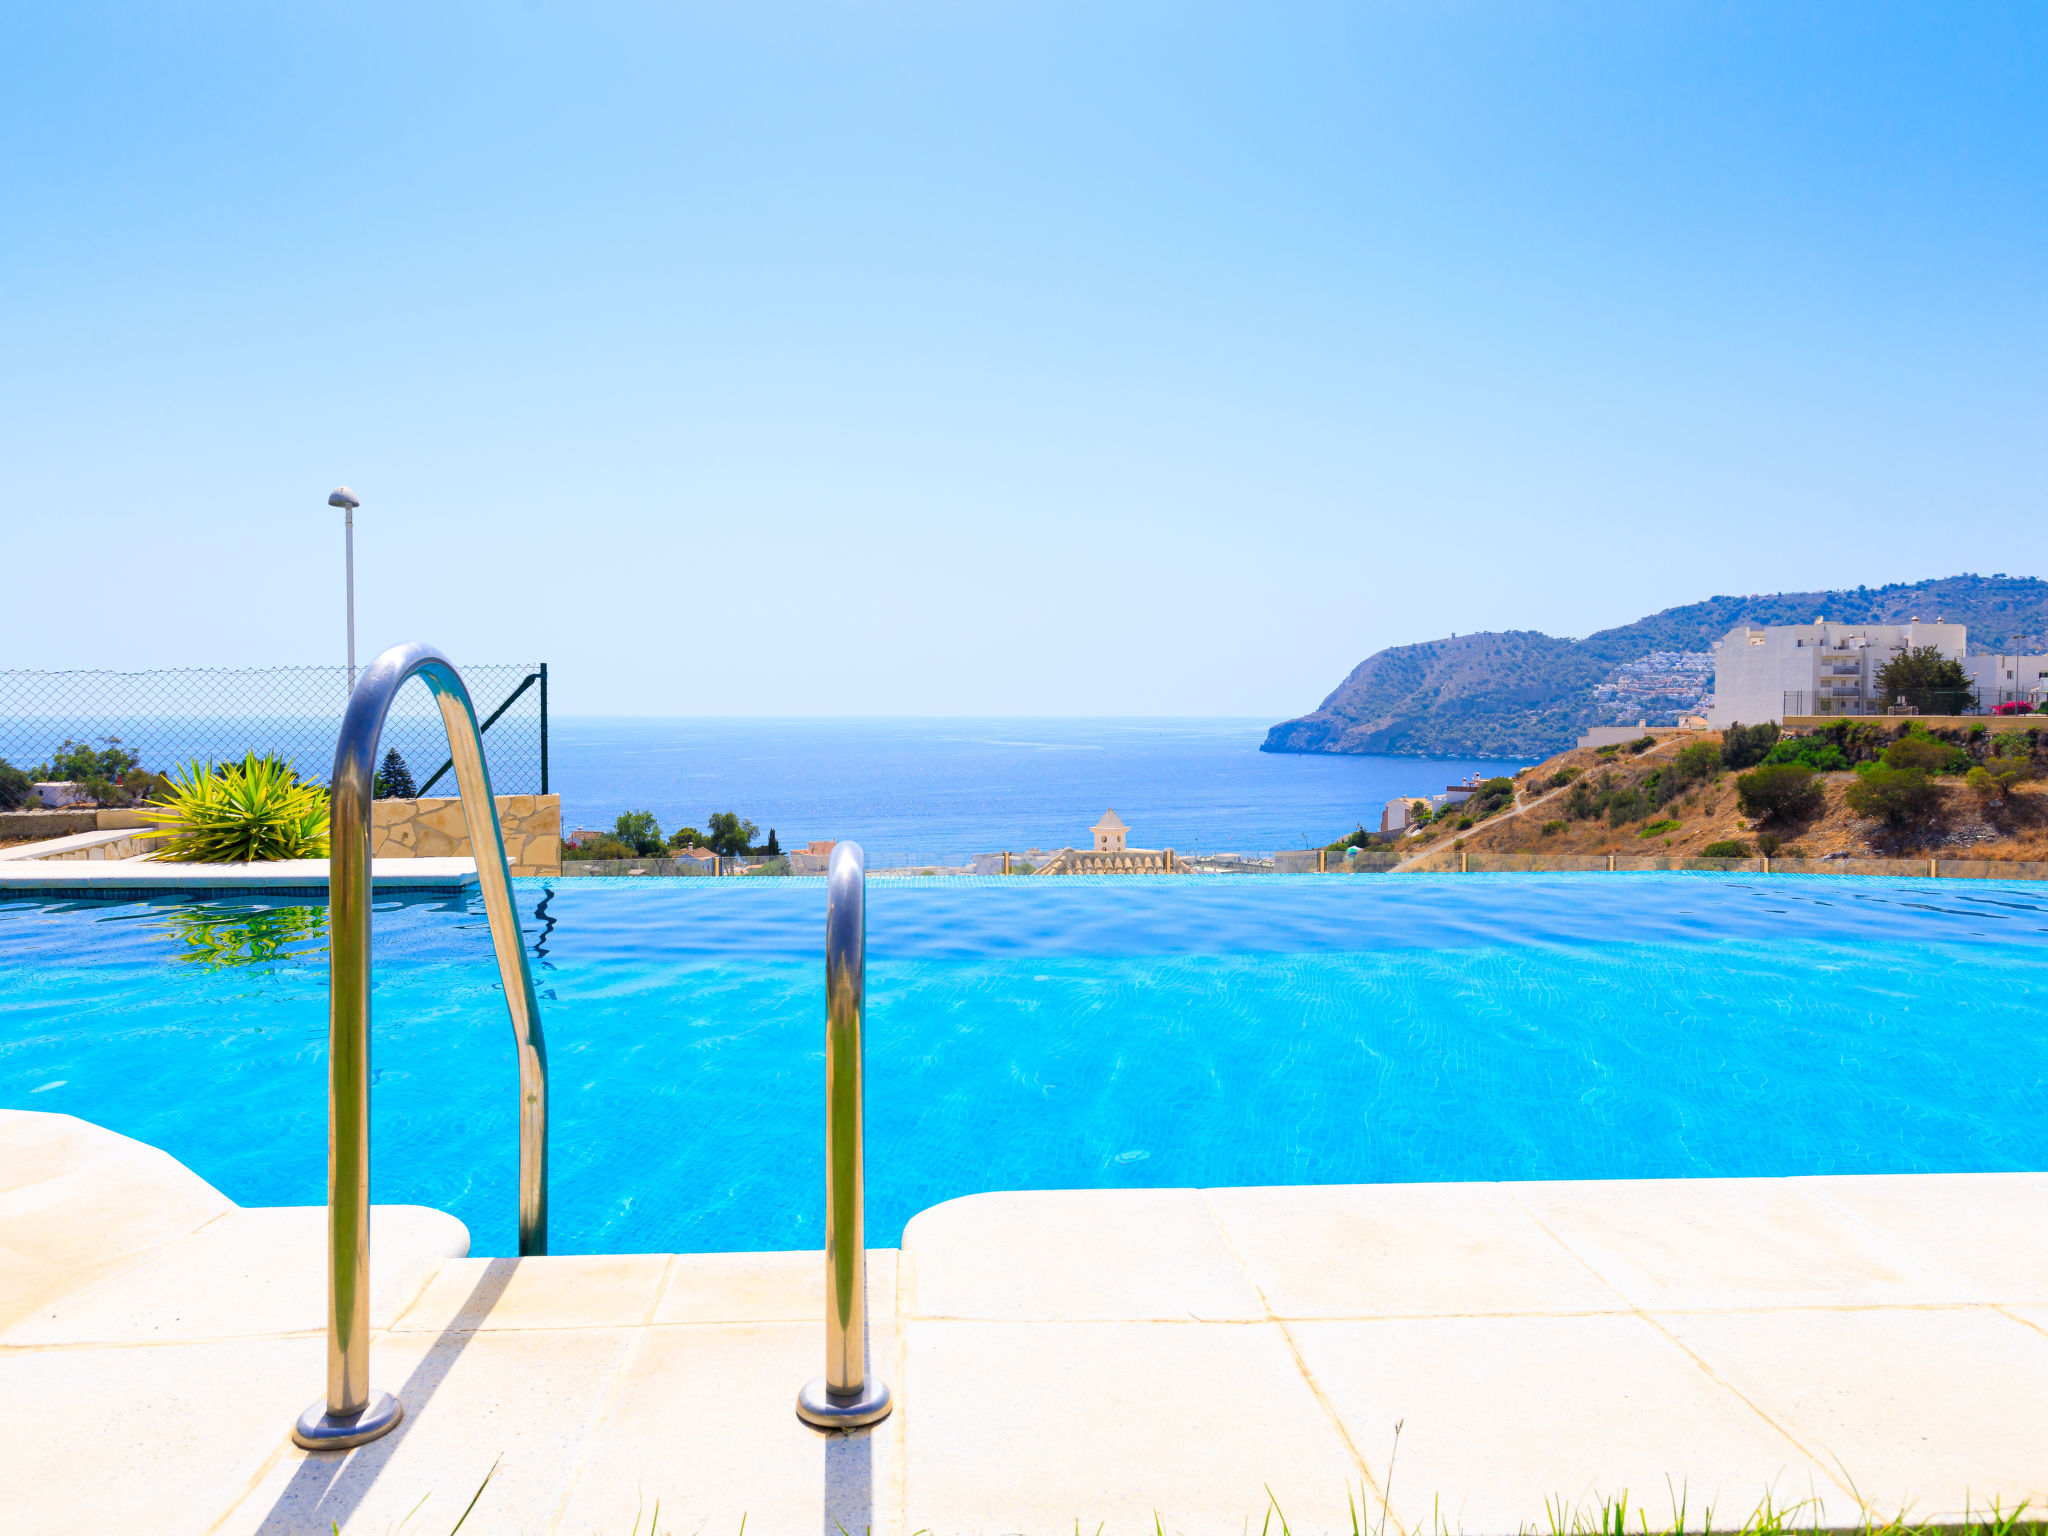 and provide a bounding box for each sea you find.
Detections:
[549,718,1522,862]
